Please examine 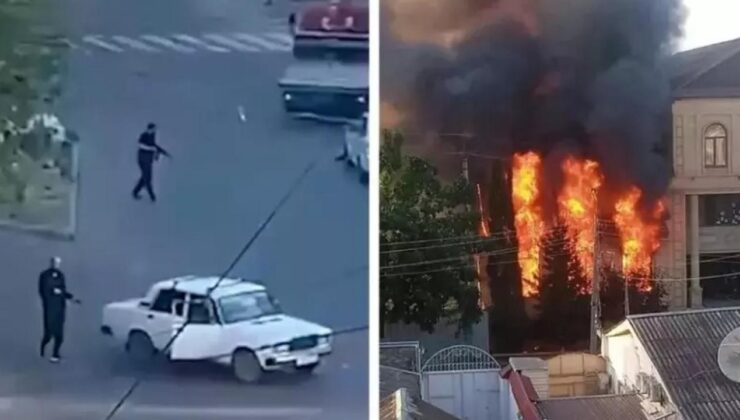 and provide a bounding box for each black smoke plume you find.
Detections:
[383,0,686,207]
